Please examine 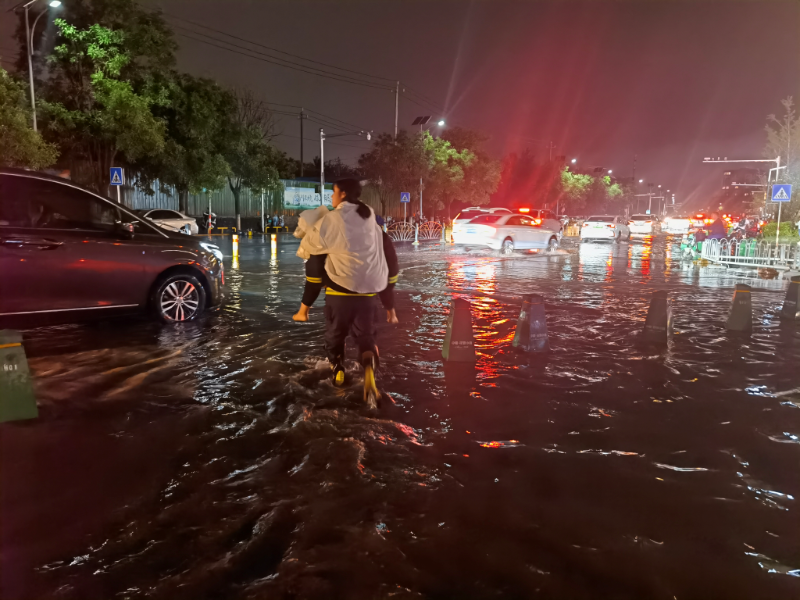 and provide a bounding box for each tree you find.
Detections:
[558,168,594,213]
[218,89,287,230]
[136,74,234,212]
[764,97,800,220]
[359,130,427,216]
[0,68,58,169]
[42,19,166,191]
[440,127,501,220]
